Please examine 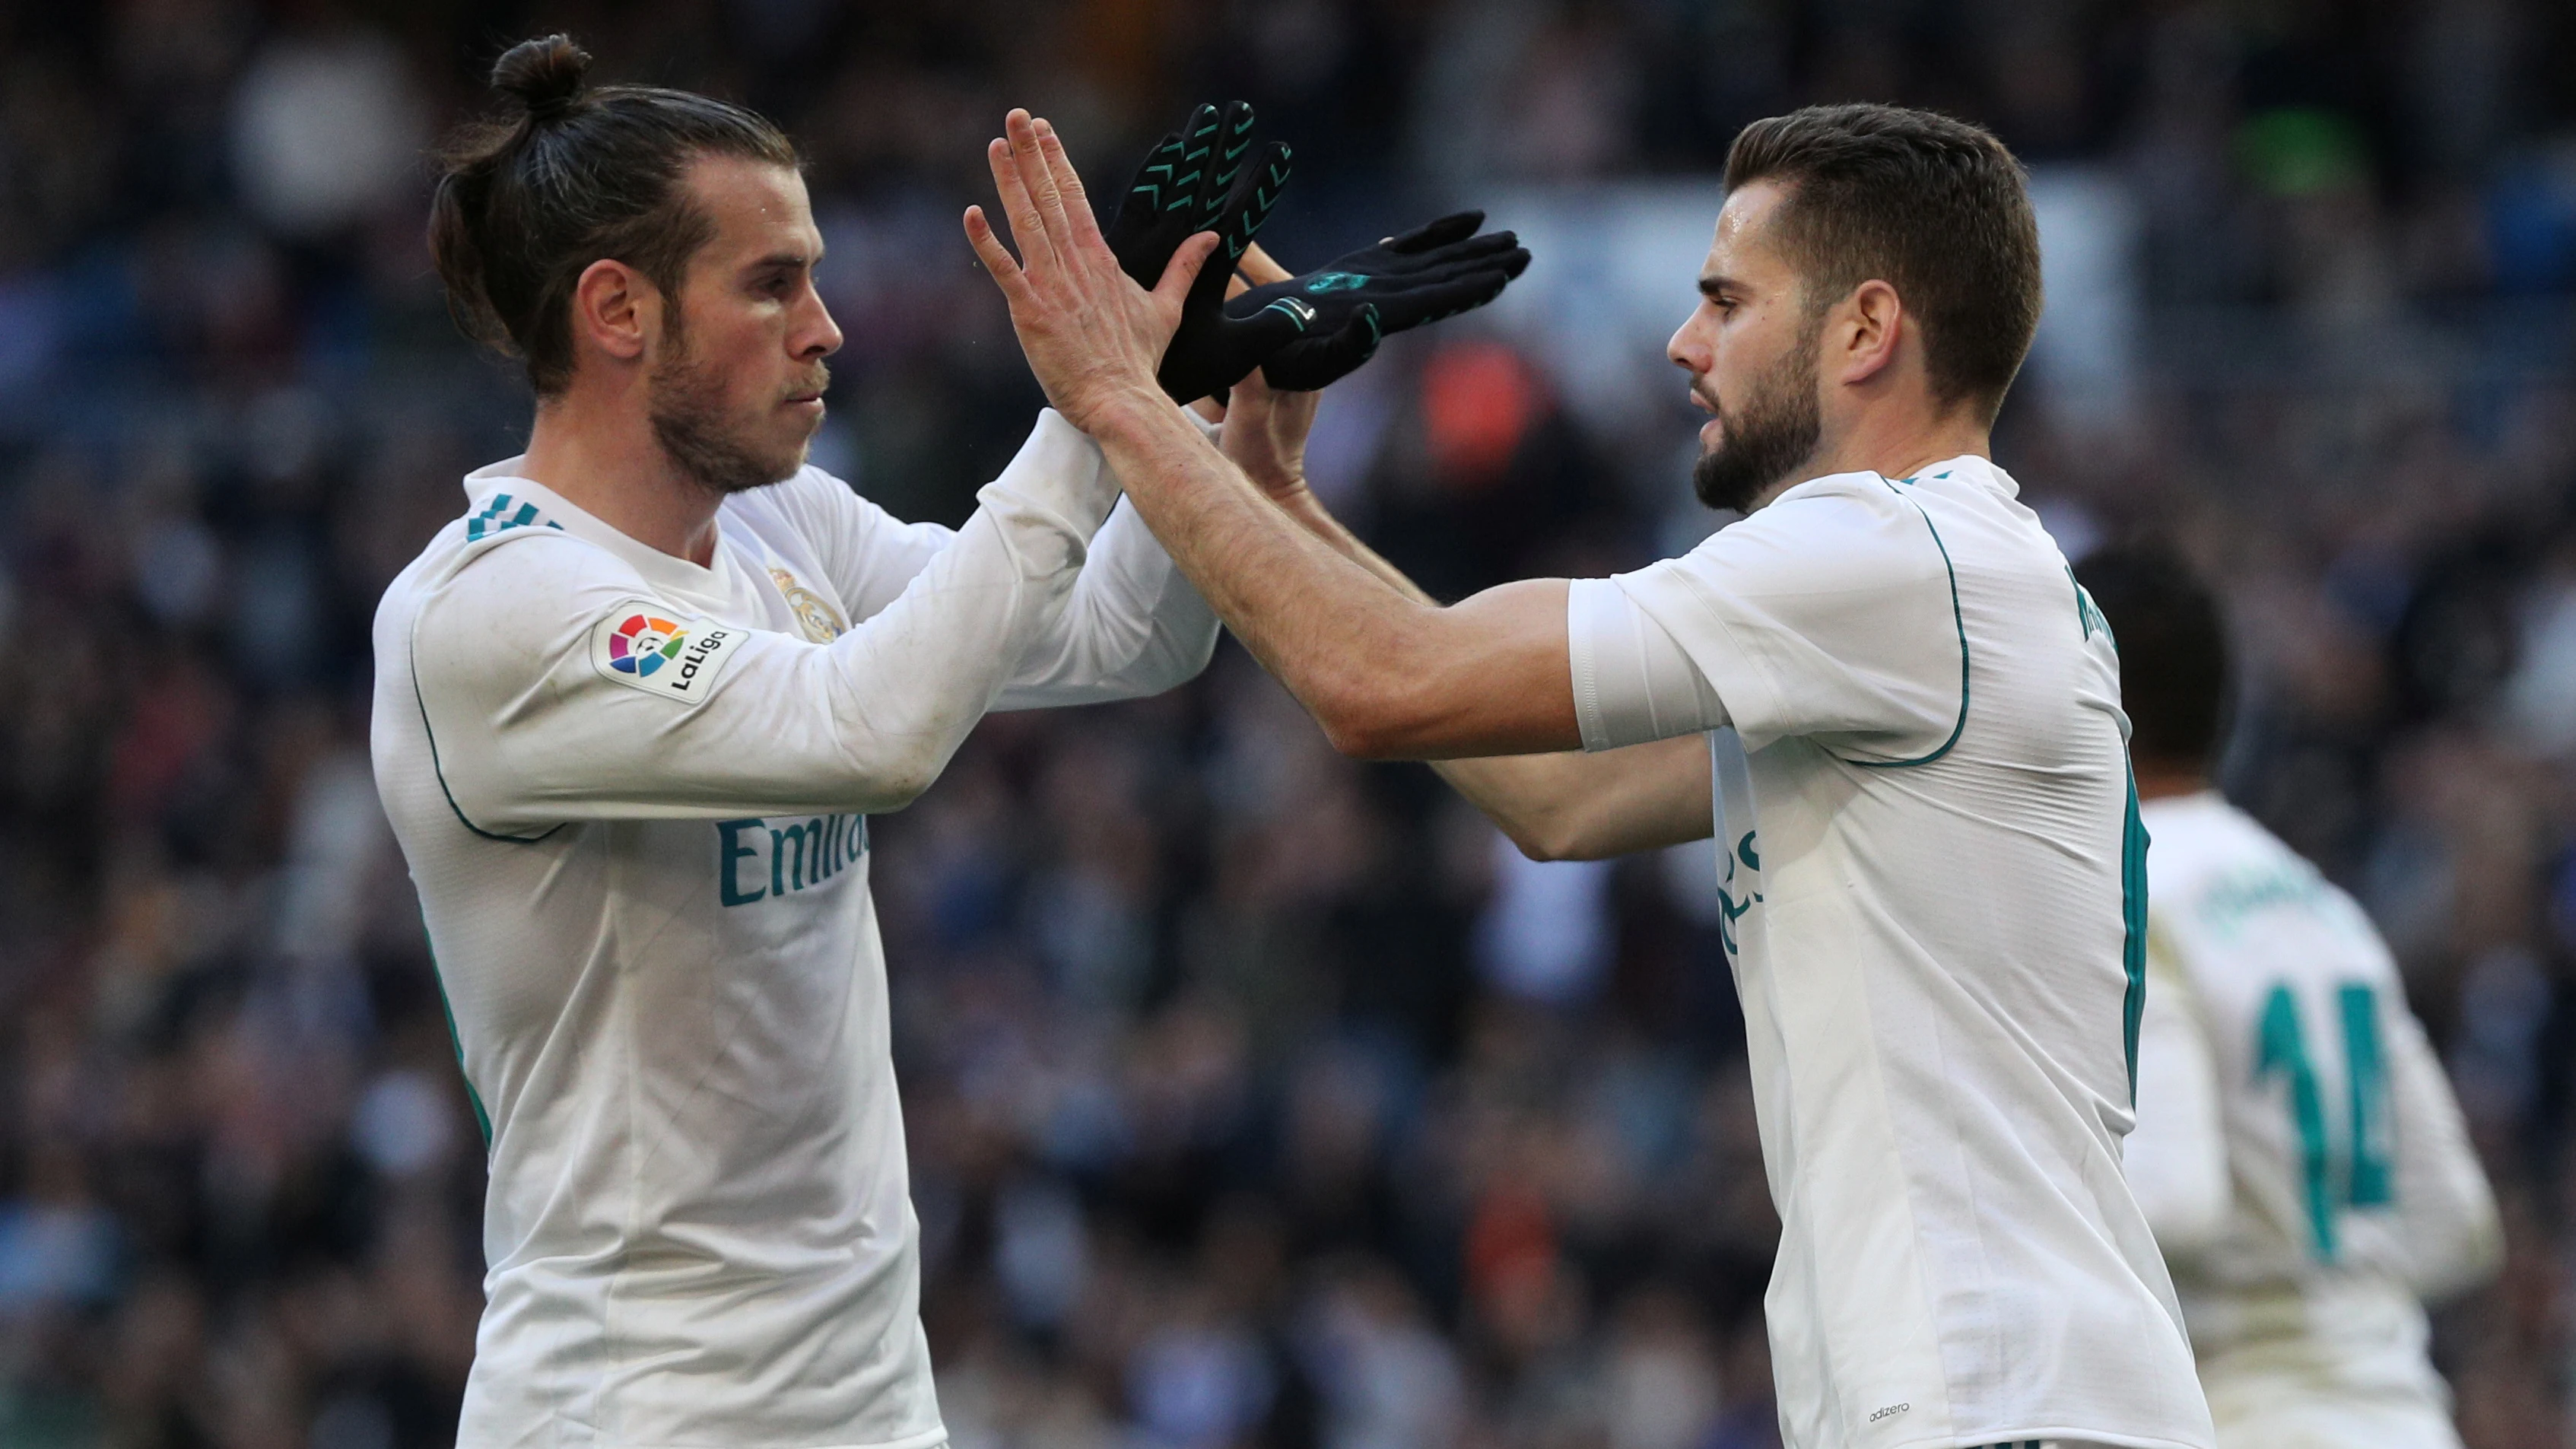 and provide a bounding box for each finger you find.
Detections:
[1355,230,1526,281]
[1240,240,1294,288]
[962,205,1031,300]
[1265,303,1381,391]
[1007,110,1072,252]
[1031,119,1107,251]
[1219,142,1292,265]
[1123,132,1185,221]
[1193,103,1251,219]
[1190,141,1288,315]
[1340,264,1517,334]
[1385,211,1486,254]
[1174,103,1222,221]
[986,133,1059,276]
[1105,131,1187,287]
[1153,230,1223,307]
[1211,100,1259,202]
